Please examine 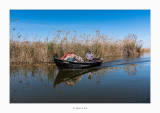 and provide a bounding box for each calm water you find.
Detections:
[10,53,150,103]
